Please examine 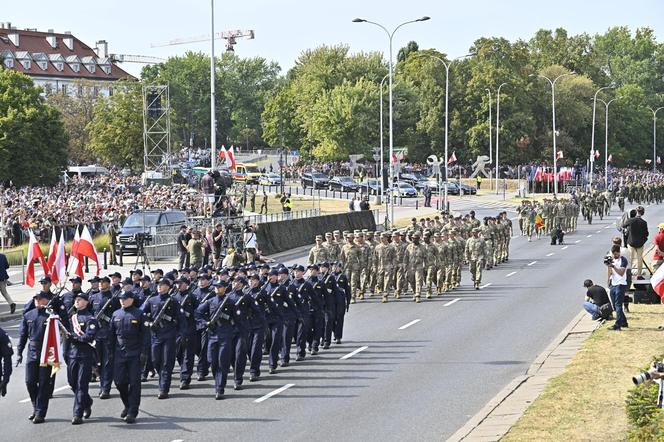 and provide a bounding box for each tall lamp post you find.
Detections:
[596,97,620,189]
[495,82,509,193]
[485,88,492,166]
[379,73,388,222]
[412,52,472,211]
[353,16,430,226]
[210,0,217,170]
[531,71,575,196]
[649,106,664,173]
[589,85,613,188]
